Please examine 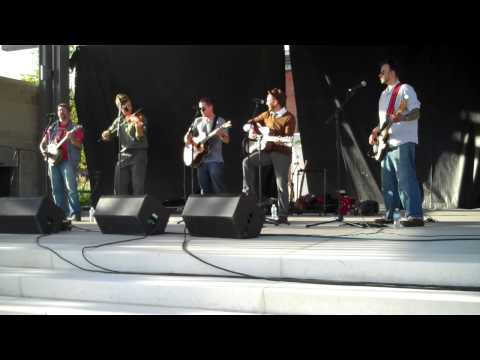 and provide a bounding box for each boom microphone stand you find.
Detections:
[305,85,365,229]
[42,113,57,196]
[244,100,277,225]
[178,108,199,225]
[115,106,122,195]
